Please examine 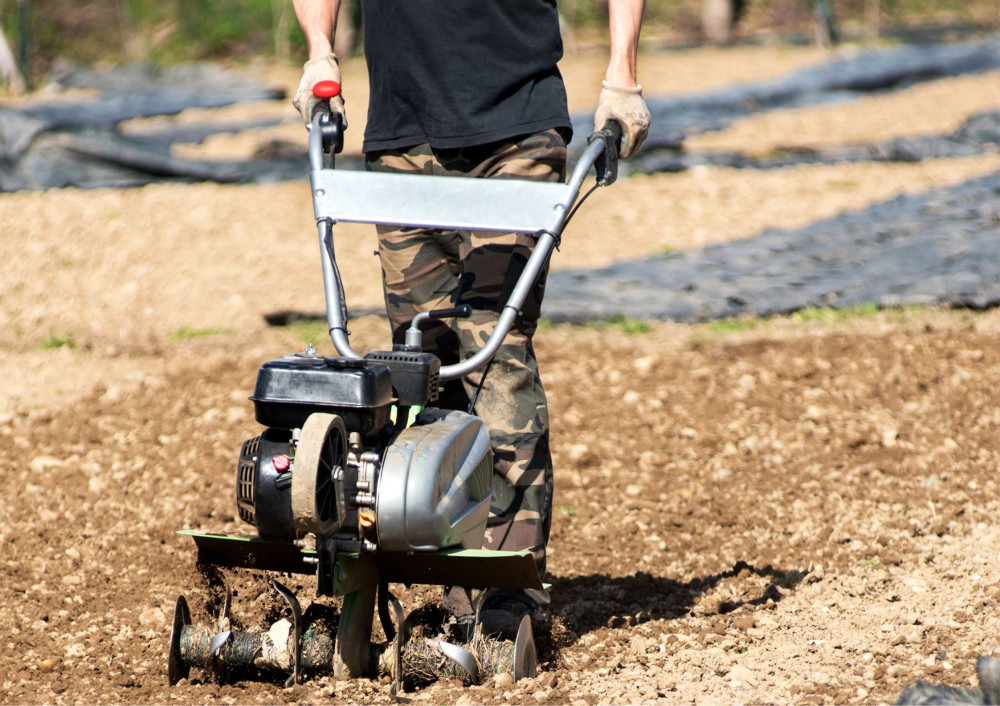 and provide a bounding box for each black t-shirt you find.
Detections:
[360,0,573,152]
